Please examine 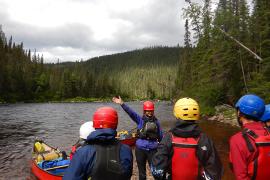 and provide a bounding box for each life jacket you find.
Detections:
[242,128,270,180]
[171,134,200,180]
[70,145,76,160]
[70,139,86,160]
[138,116,159,140]
[91,141,127,180]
